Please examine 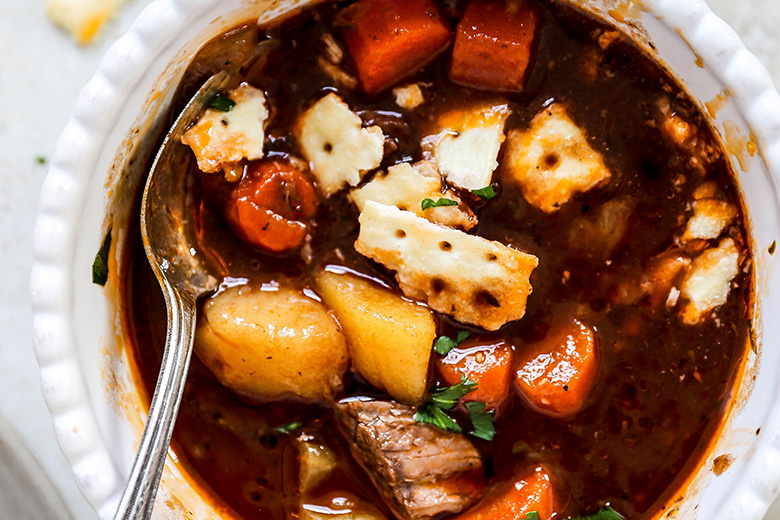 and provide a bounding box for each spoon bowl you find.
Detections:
[113,37,279,519]
[111,71,228,520]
